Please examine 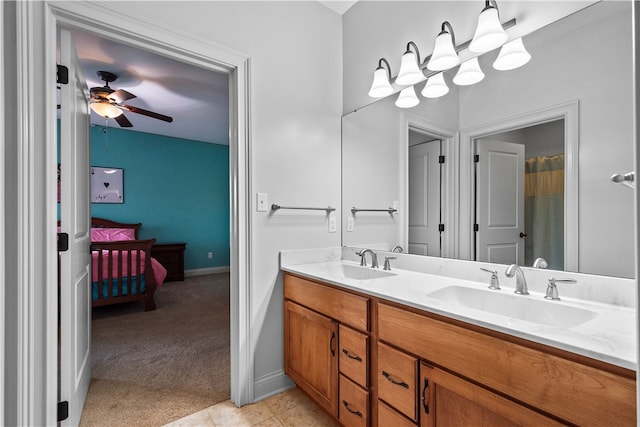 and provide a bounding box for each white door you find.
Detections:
[59,28,92,426]
[408,140,441,256]
[476,140,525,265]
